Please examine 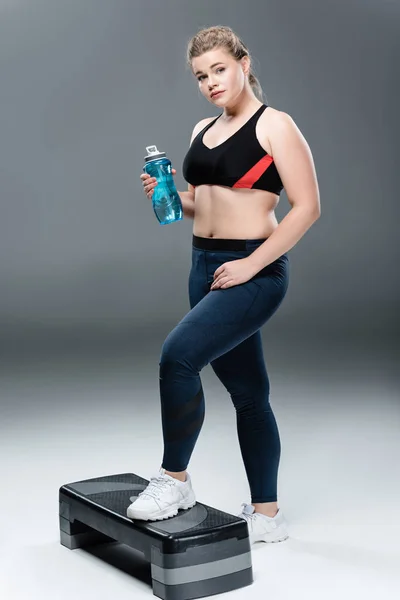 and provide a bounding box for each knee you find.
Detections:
[159,333,191,376]
[231,379,270,412]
